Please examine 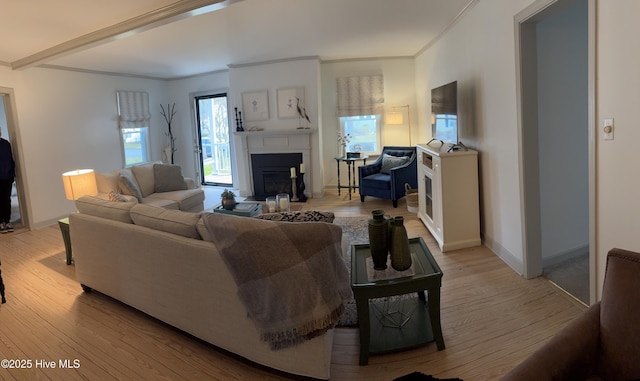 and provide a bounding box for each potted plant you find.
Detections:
[221,189,237,210]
